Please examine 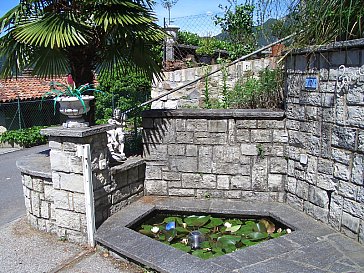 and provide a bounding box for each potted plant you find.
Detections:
[43,74,101,128]
[196,38,216,64]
